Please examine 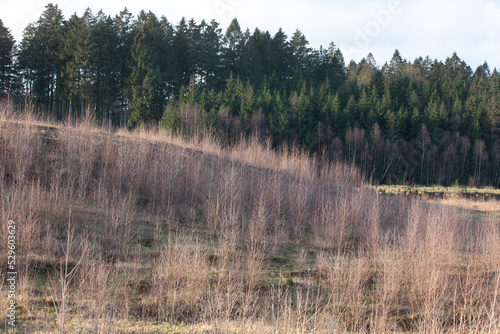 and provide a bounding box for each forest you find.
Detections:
[1,3,500,186]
